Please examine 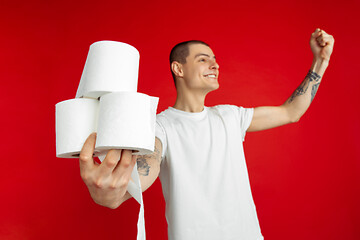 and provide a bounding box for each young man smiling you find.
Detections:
[170,40,220,112]
[79,28,334,240]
